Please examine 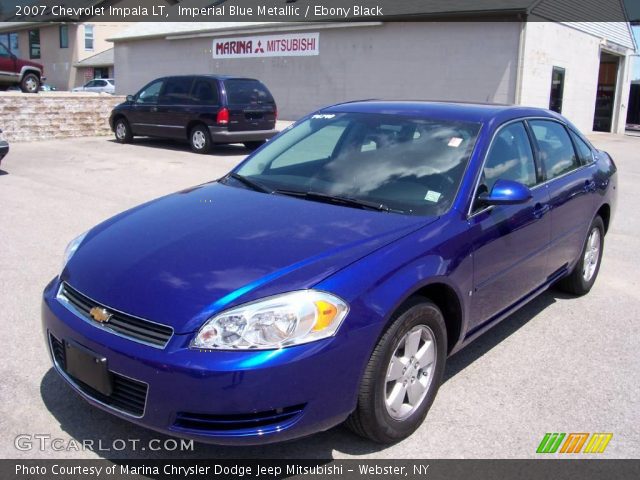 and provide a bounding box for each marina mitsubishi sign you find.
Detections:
[213,32,320,59]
